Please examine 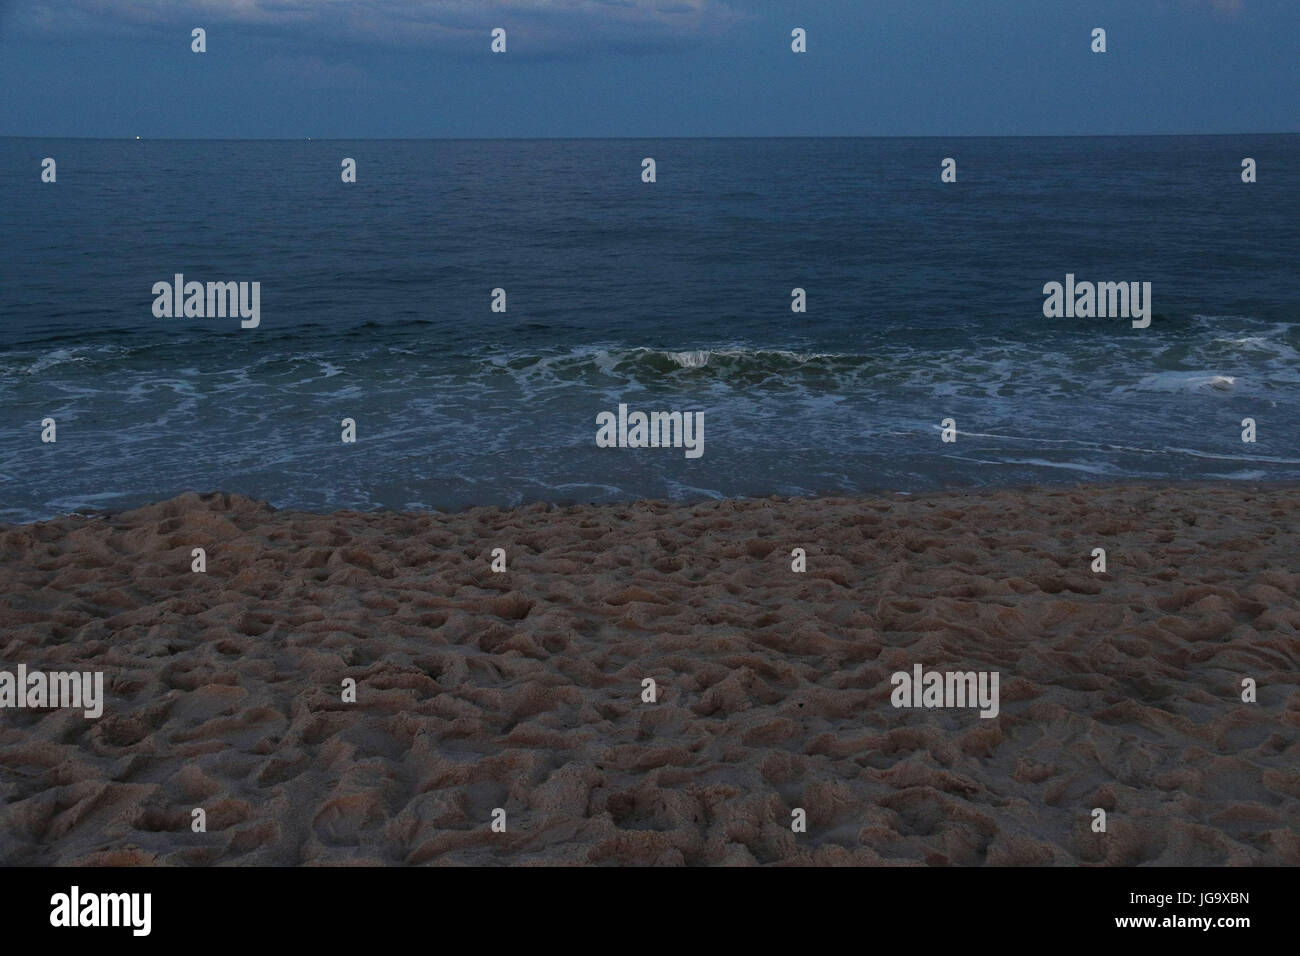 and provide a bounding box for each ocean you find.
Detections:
[2,135,1297,523]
